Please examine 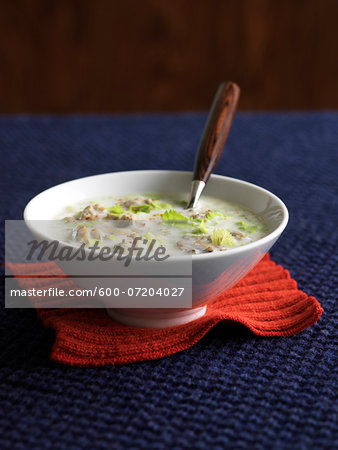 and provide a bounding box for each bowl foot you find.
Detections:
[106,306,207,329]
